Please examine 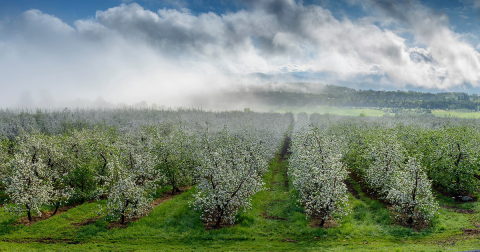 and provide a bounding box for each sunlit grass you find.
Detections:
[0,155,480,251]
[431,109,480,118]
